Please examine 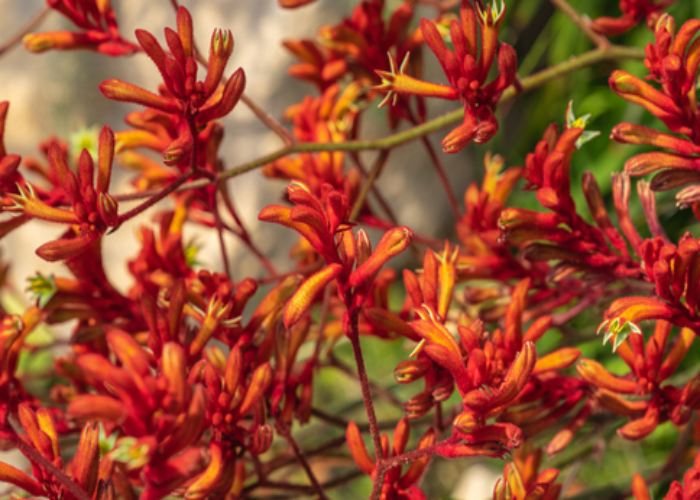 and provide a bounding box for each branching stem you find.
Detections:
[113,44,644,204]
